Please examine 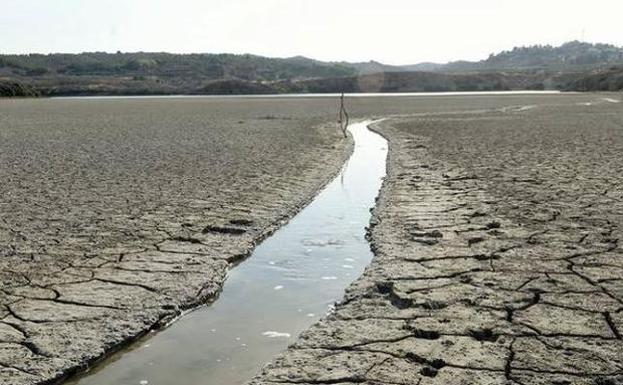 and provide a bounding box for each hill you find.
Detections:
[0,52,359,96]
[2,41,623,96]
[433,41,623,72]
[0,52,355,81]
